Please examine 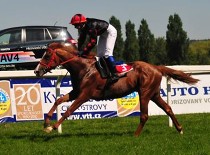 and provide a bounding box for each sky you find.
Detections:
[1,0,210,40]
